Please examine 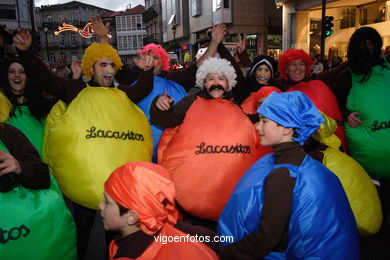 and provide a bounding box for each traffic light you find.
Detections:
[323,16,334,37]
